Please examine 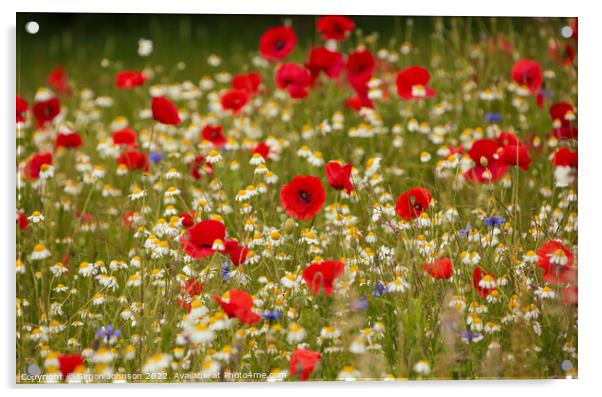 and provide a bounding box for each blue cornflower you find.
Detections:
[484,216,506,228]
[372,281,387,297]
[262,311,282,321]
[96,324,121,344]
[220,262,230,281]
[350,296,368,311]
[459,223,471,238]
[460,331,483,343]
[149,151,164,164]
[485,112,501,123]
